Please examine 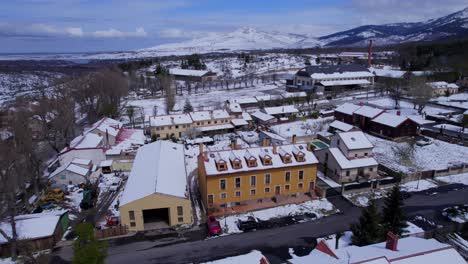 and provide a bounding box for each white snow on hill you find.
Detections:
[141,27,322,55]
